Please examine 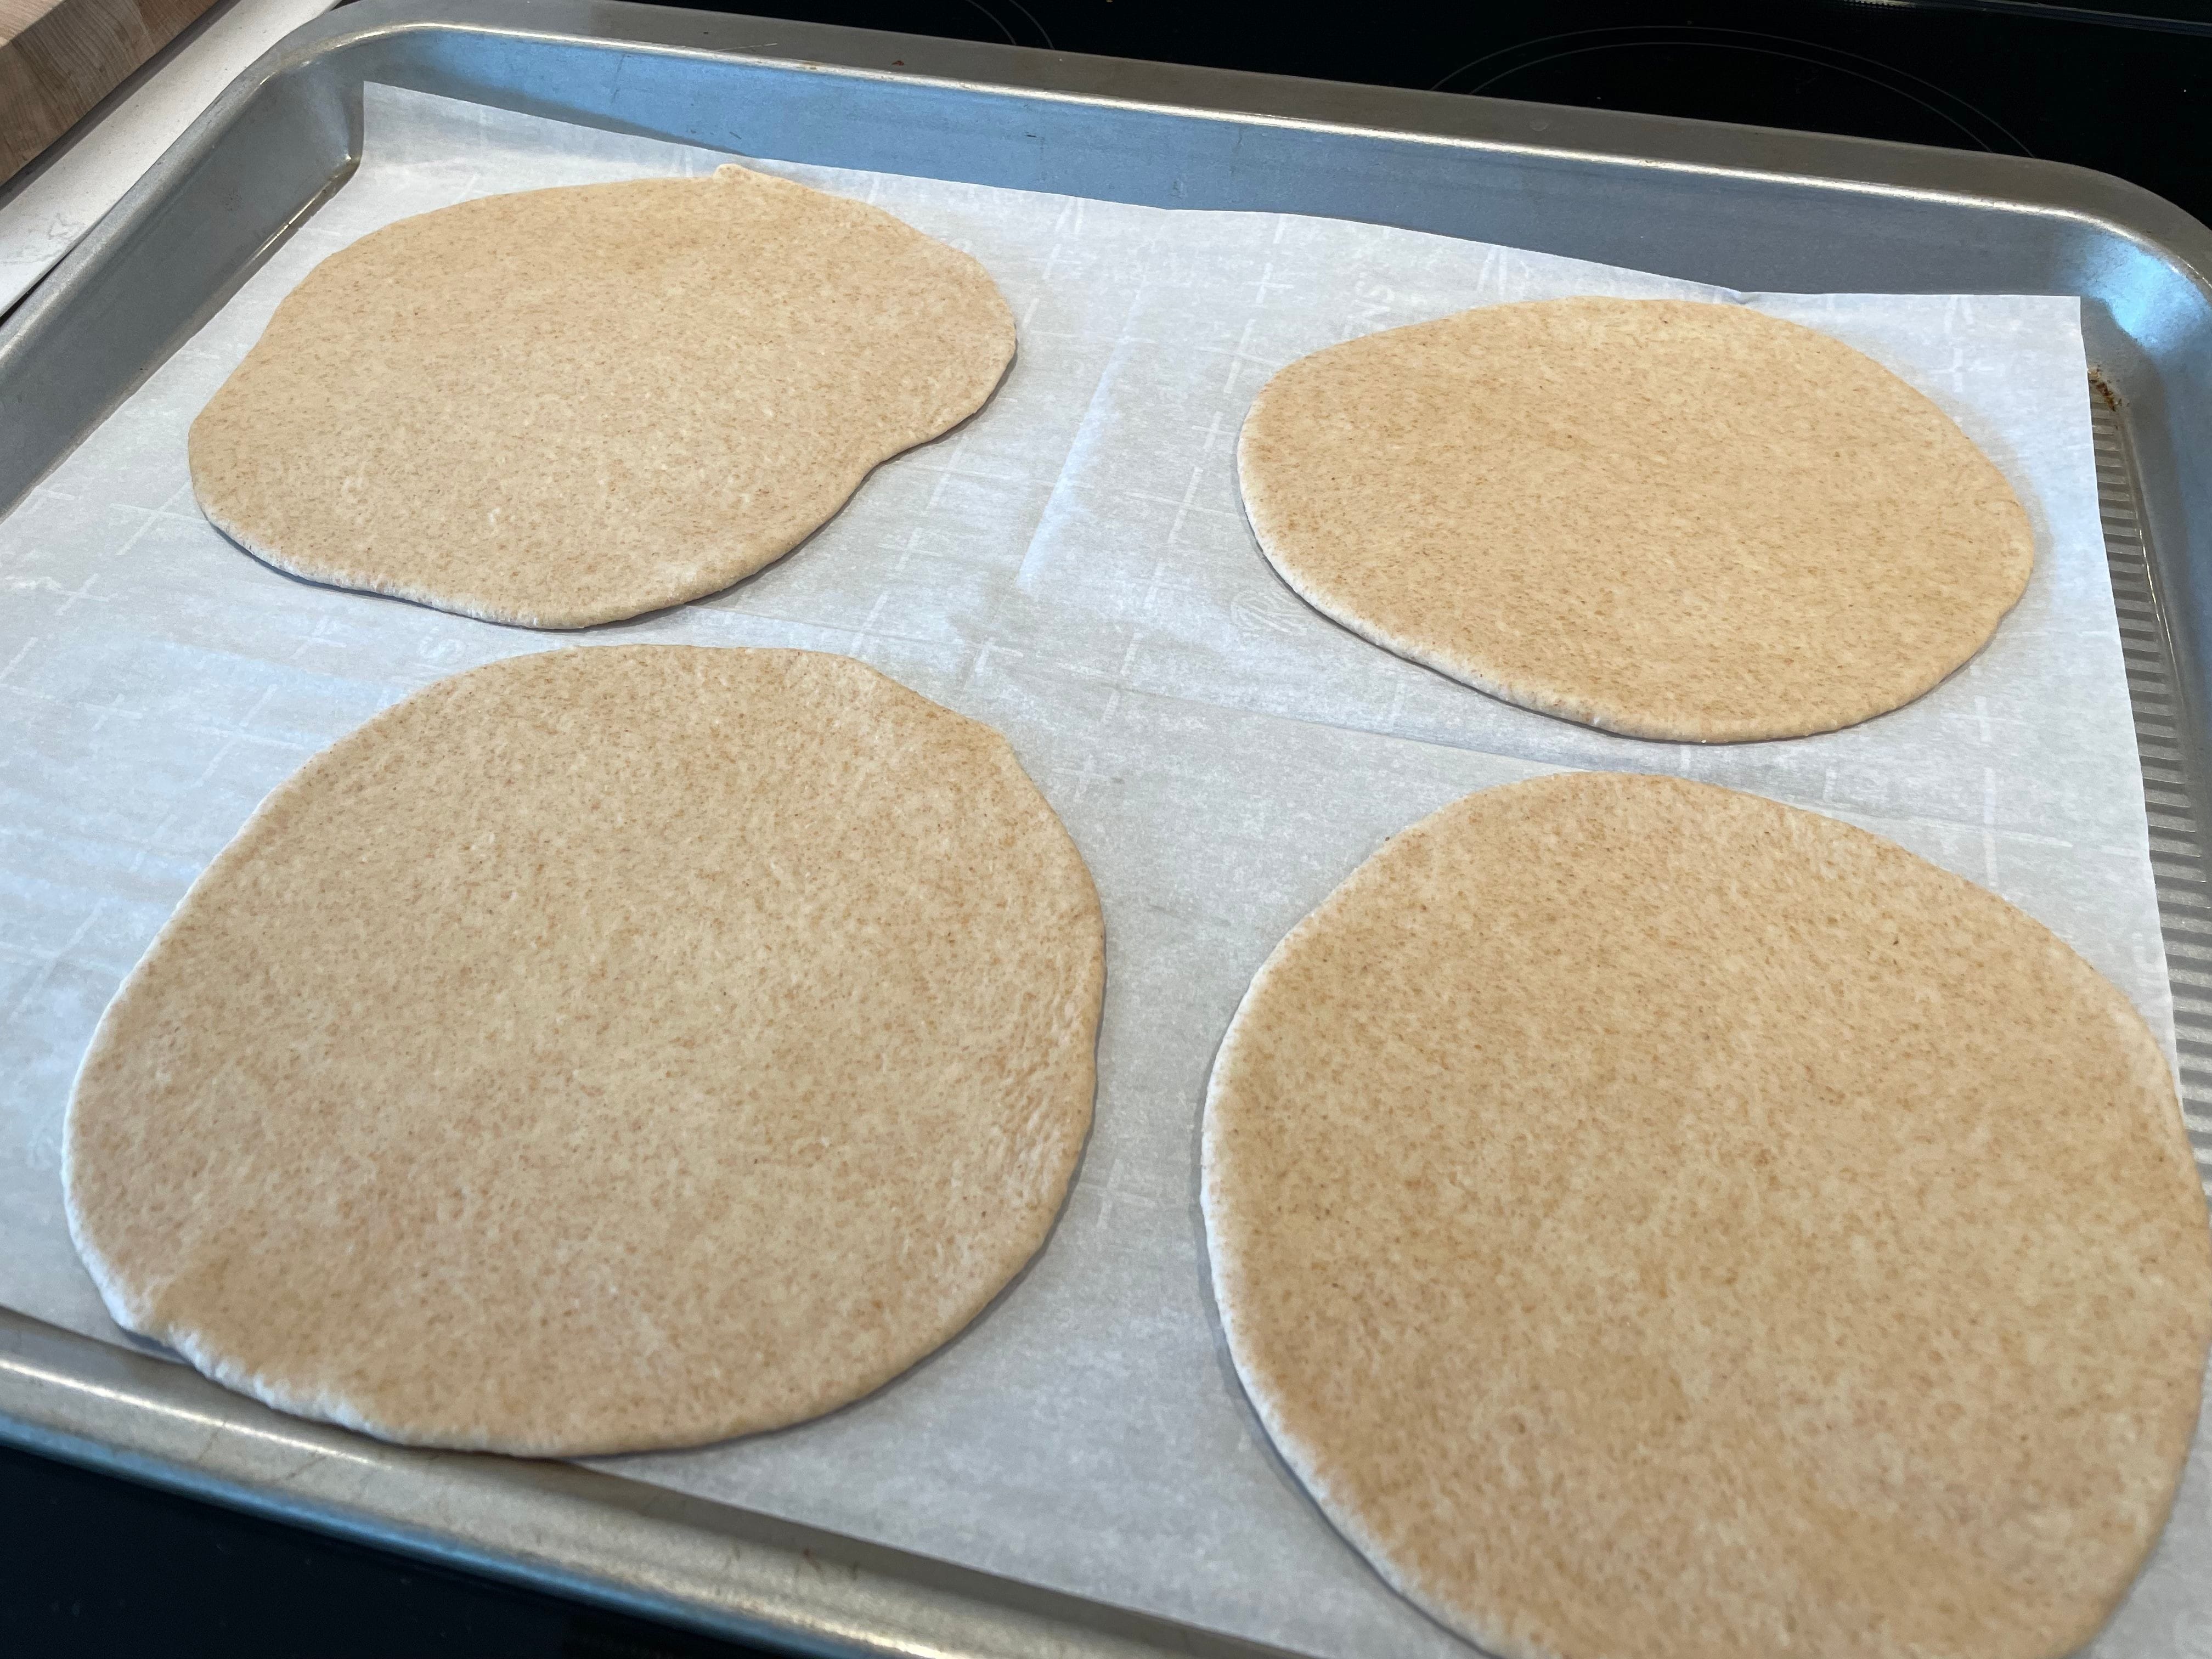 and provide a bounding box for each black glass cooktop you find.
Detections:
[709,0,2212,225]
[13,2,2209,1656]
